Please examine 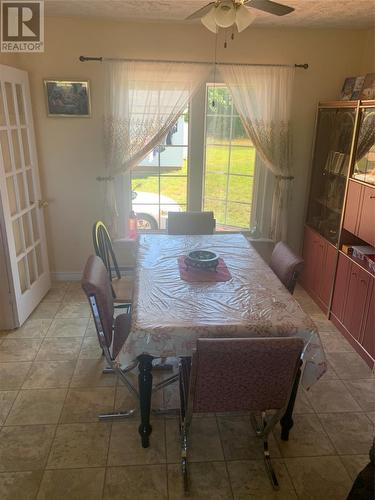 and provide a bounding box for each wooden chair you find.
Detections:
[269,241,304,294]
[179,337,304,492]
[167,211,216,235]
[92,221,133,305]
